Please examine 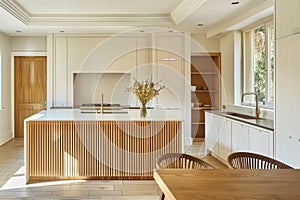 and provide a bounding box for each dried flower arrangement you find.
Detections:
[126,76,165,117]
